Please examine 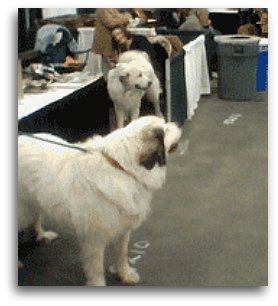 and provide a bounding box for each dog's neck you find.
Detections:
[101,151,148,189]
[101,151,127,172]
